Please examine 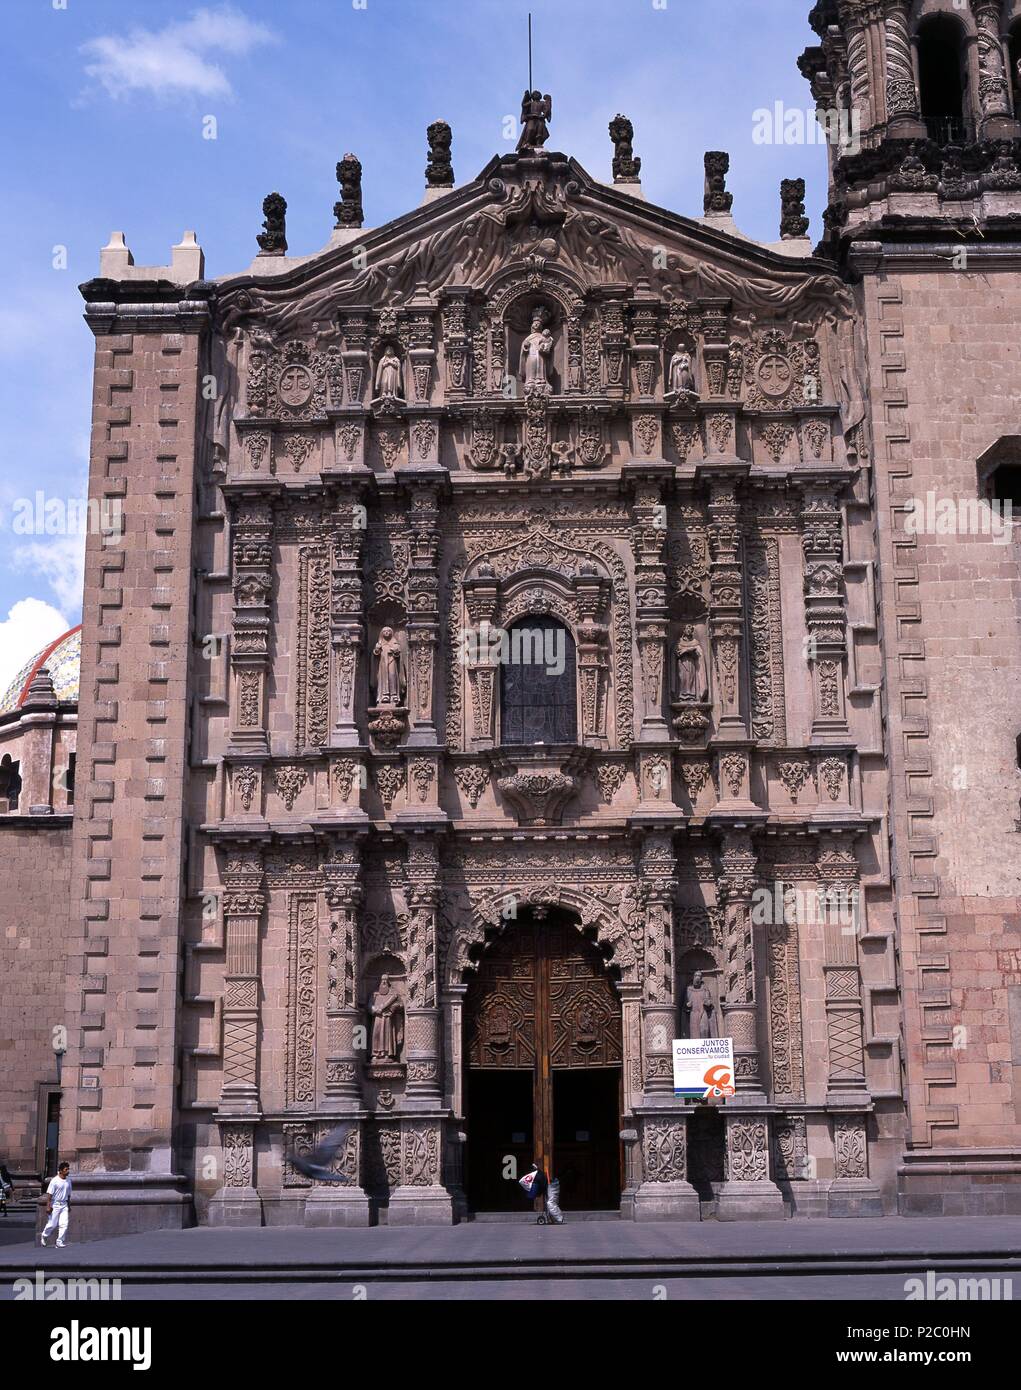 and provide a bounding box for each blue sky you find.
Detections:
[0,0,826,692]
